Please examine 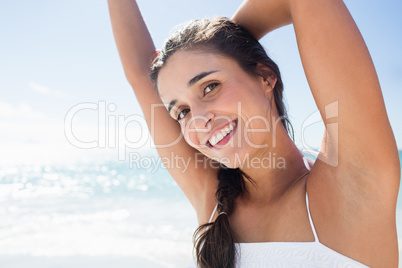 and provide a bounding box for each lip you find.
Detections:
[205,119,238,149]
